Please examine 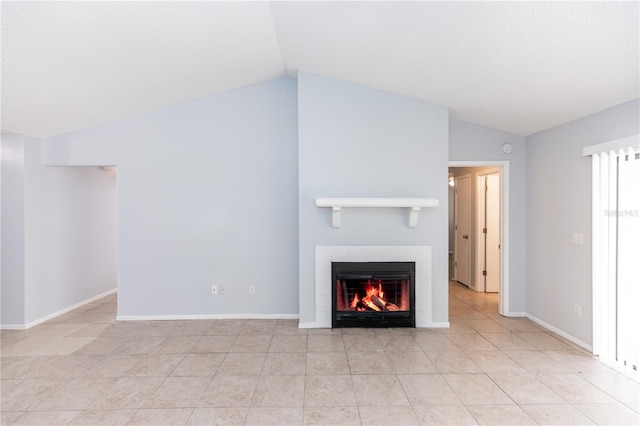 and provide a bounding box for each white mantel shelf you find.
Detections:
[315,197,439,228]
